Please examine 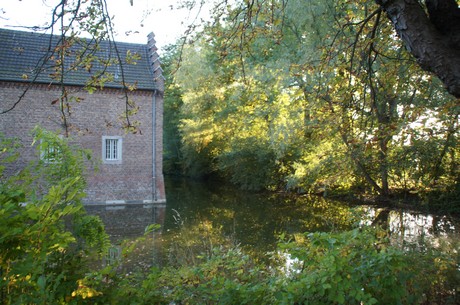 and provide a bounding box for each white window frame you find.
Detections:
[102,136,122,164]
[40,136,63,163]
